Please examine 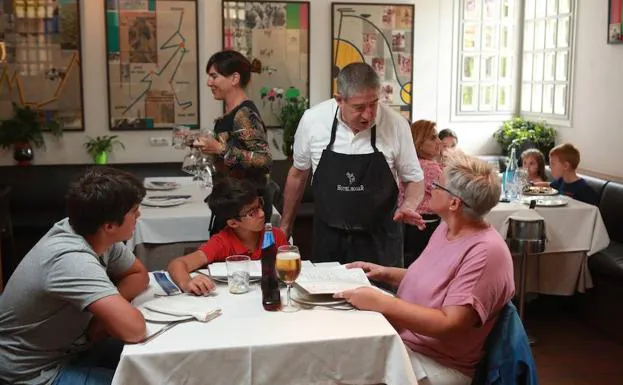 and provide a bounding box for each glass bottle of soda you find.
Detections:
[261,223,281,311]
